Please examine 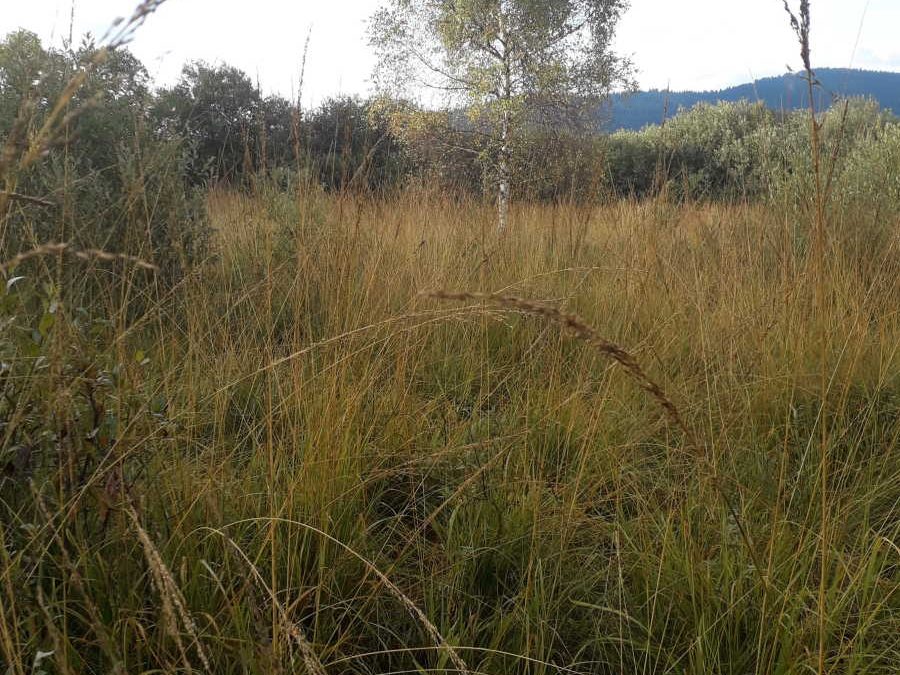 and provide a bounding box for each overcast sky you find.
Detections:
[2,0,898,105]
